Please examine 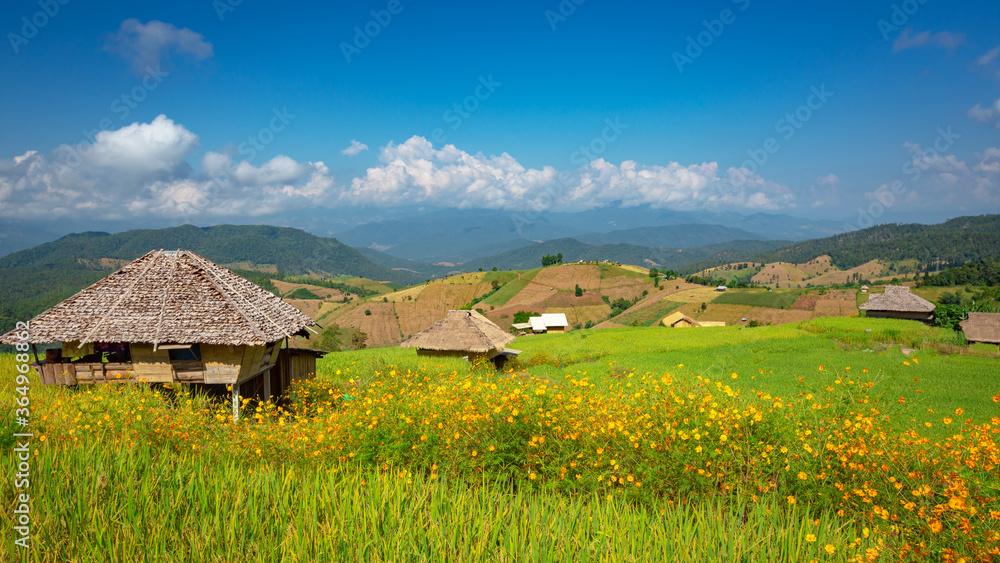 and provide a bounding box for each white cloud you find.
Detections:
[866,143,1000,208]
[0,116,334,220]
[344,135,794,212]
[341,139,369,156]
[816,173,840,186]
[977,46,1000,66]
[969,98,1000,128]
[105,19,213,74]
[892,27,965,52]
